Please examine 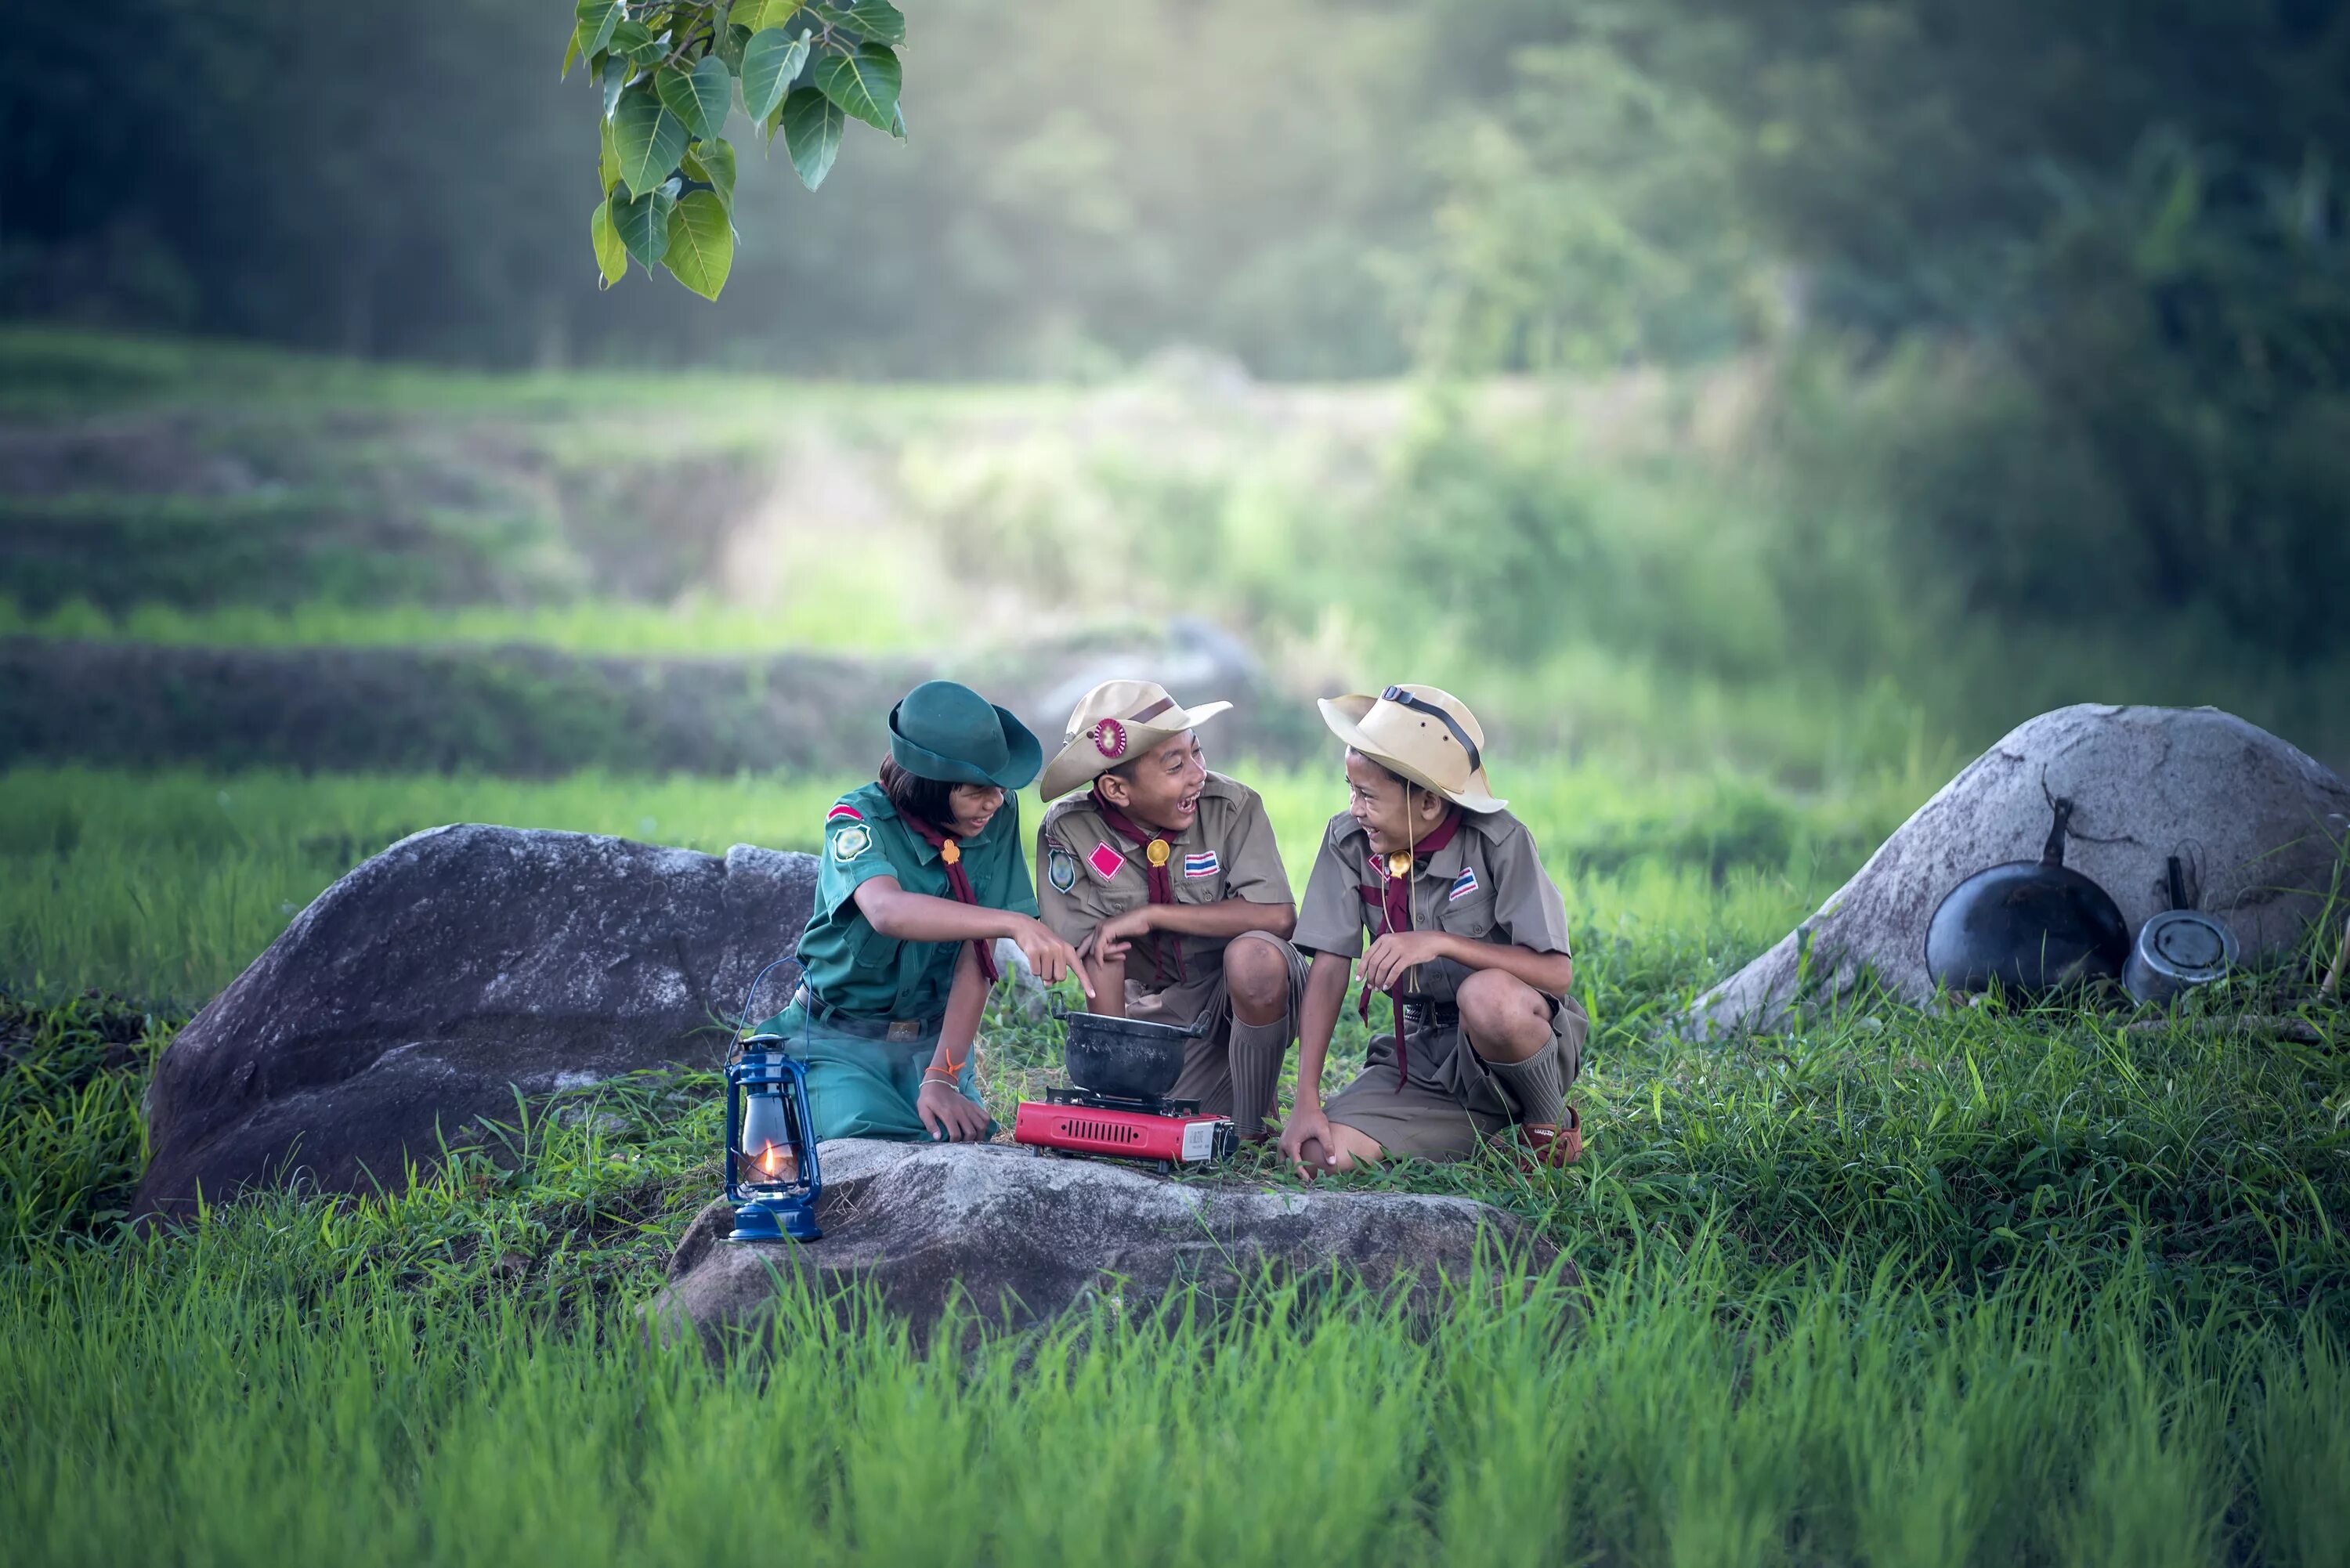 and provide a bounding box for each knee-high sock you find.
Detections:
[1227,1013,1290,1139]
[1485,1048,1566,1126]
